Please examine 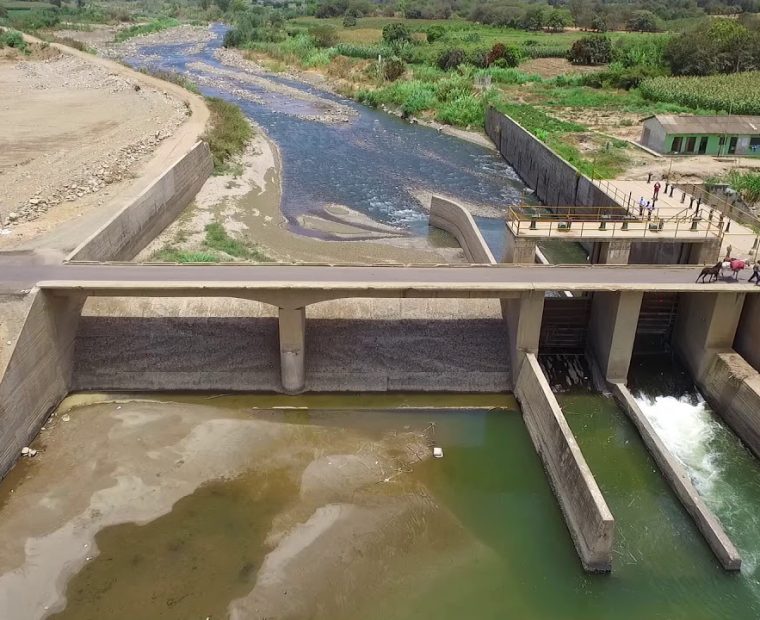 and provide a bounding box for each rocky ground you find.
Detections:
[0,48,188,248]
